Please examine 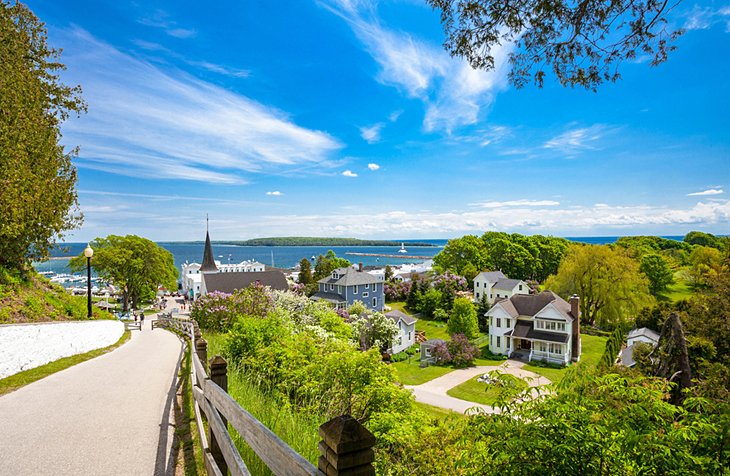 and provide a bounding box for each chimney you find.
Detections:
[358,262,363,272]
[569,295,581,361]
